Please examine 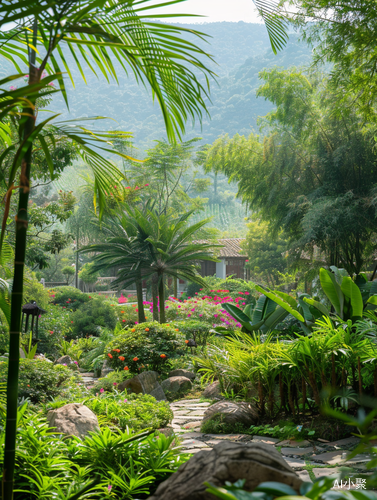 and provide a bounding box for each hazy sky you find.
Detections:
[152,0,263,24]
